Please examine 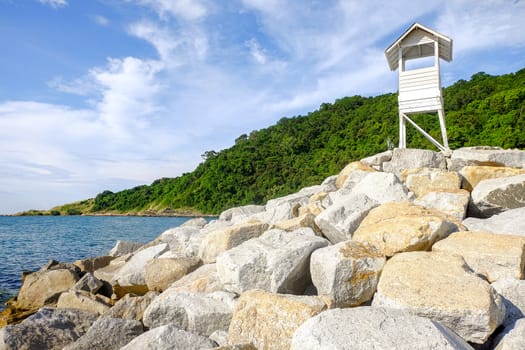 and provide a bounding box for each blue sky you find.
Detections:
[1,0,525,214]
